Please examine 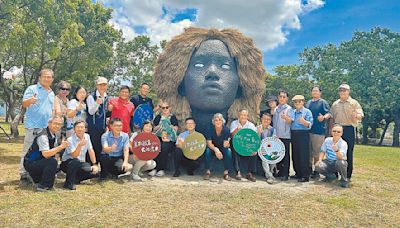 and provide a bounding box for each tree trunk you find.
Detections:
[393,113,400,147]
[361,118,368,145]
[10,107,25,138]
[378,120,390,146]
